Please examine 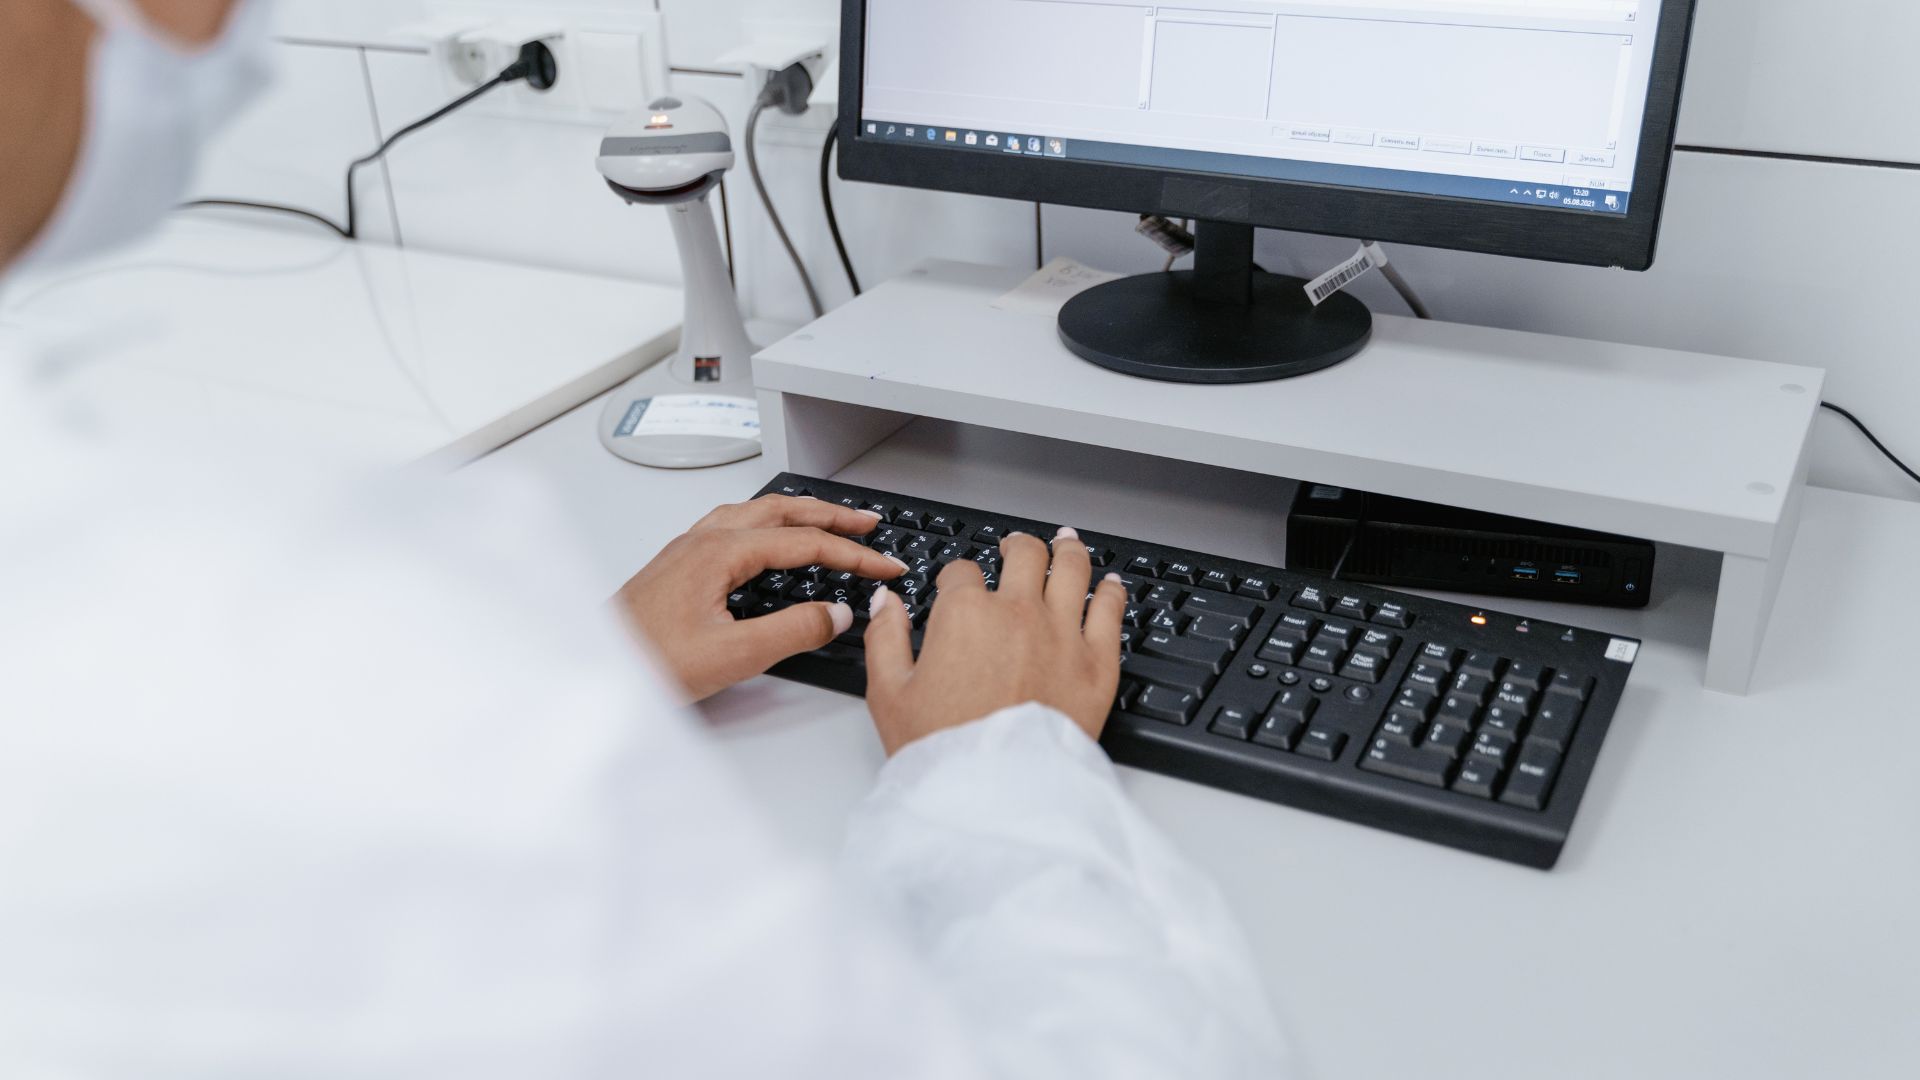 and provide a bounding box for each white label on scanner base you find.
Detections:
[1304,242,1389,306]
[614,394,760,441]
[1605,638,1640,663]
